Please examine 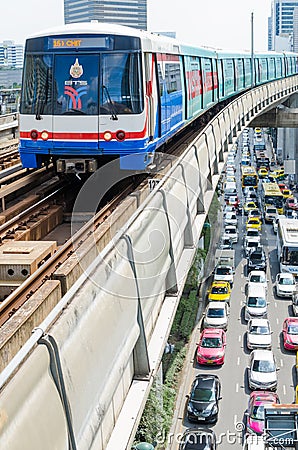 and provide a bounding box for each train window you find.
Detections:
[268,57,276,79]
[165,62,182,94]
[157,63,164,97]
[236,58,244,89]
[100,53,143,114]
[20,55,54,115]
